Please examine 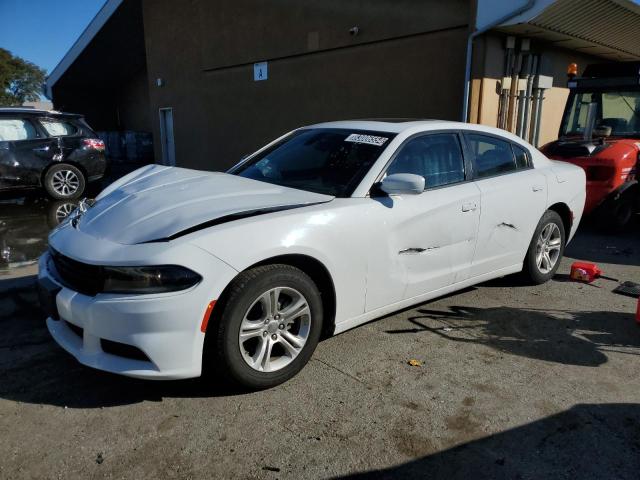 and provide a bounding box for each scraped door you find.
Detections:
[365,132,480,312]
